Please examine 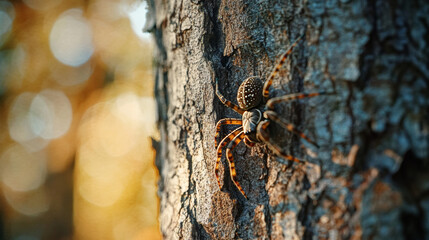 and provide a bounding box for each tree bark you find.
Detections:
[146,0,429,239]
